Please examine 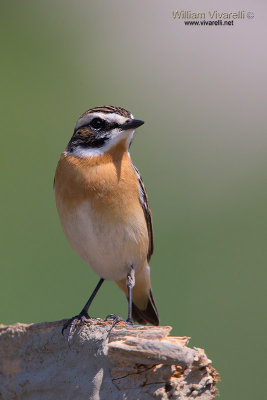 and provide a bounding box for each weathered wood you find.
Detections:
[0,319,218,399]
